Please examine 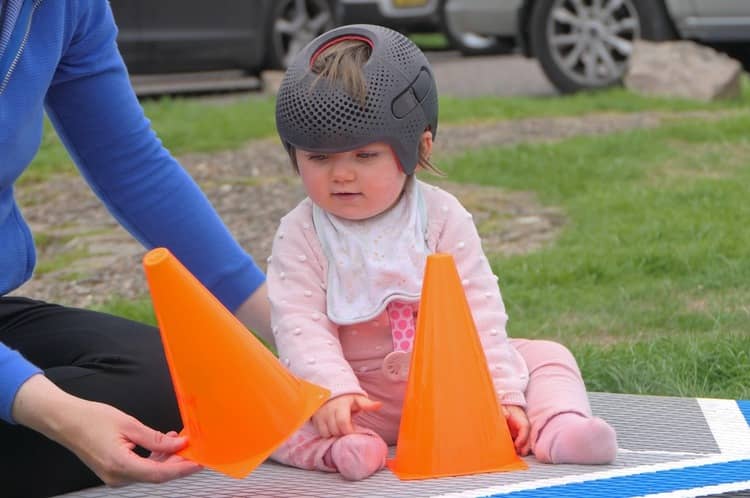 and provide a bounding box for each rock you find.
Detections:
[625,40,743,101]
